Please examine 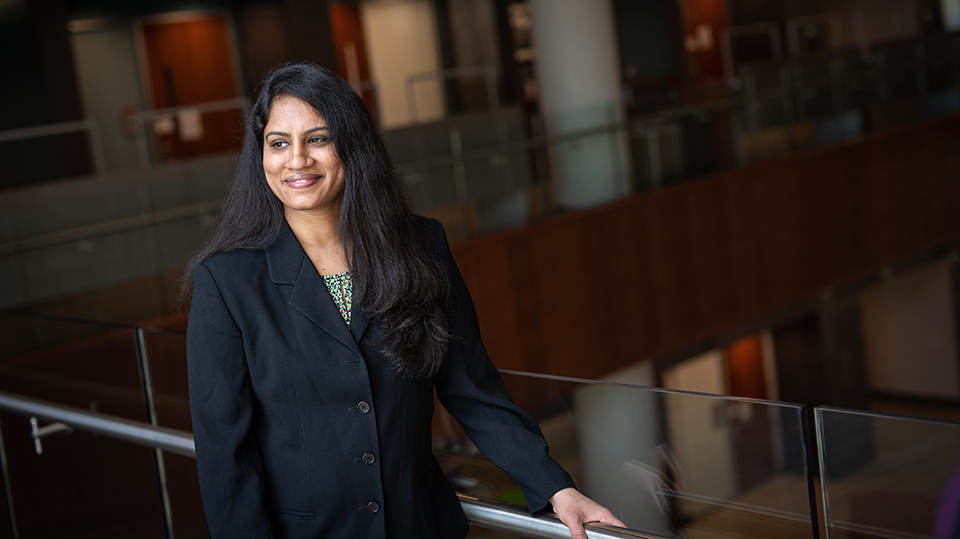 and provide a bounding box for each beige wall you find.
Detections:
[360,0,446,129]
[861,260,960,400]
